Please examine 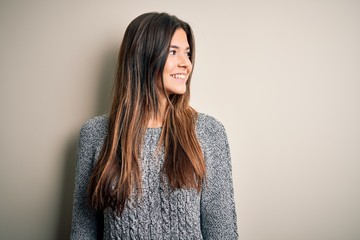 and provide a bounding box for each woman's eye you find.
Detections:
[186,52,191,58]
[169,50,176,55]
